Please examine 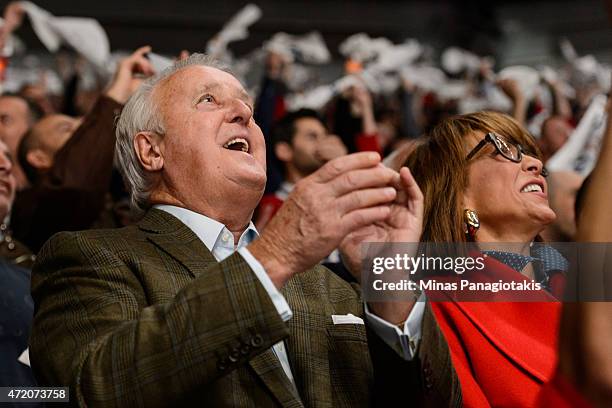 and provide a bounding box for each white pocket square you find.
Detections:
[332,313,364,325]
[18,348,30,367]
